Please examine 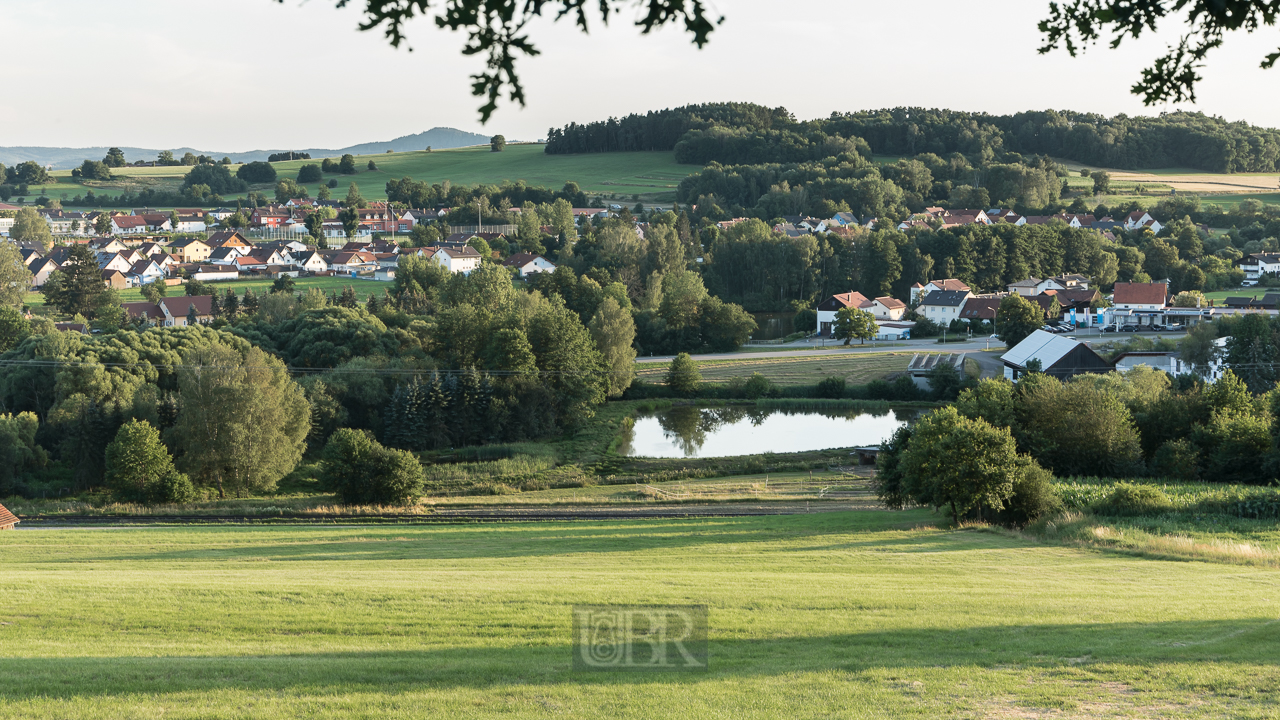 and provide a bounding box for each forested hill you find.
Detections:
[545,105,1280,173]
